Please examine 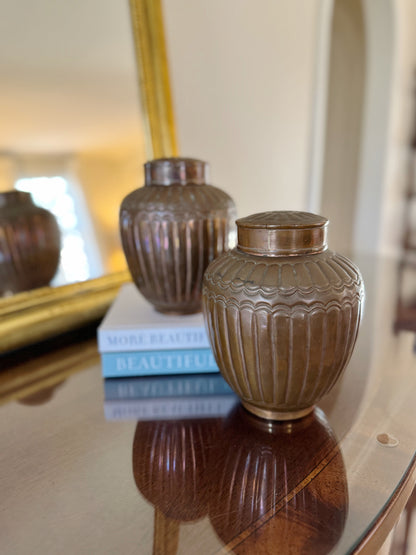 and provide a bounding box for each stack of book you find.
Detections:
[103,373,238,421]
[98,284,238,420]
[97,283,219,378]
